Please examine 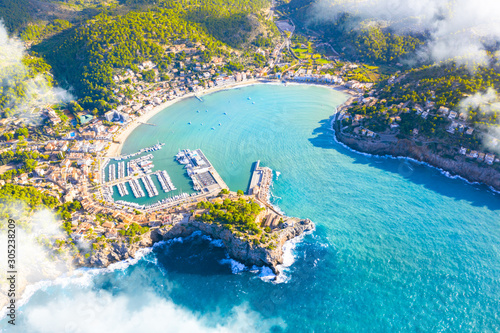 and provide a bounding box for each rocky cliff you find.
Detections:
[336,132,500,191]
[87,218,315,274]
